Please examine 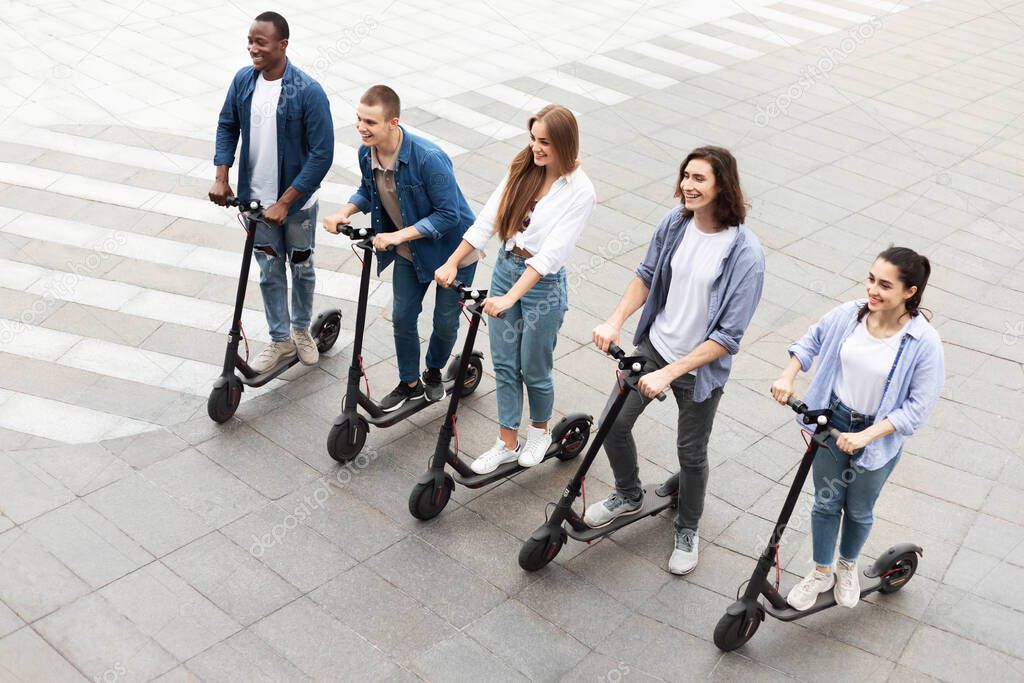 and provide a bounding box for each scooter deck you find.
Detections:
[452,448,566,489]
[764,572,882,621]
[567,484,677,542]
